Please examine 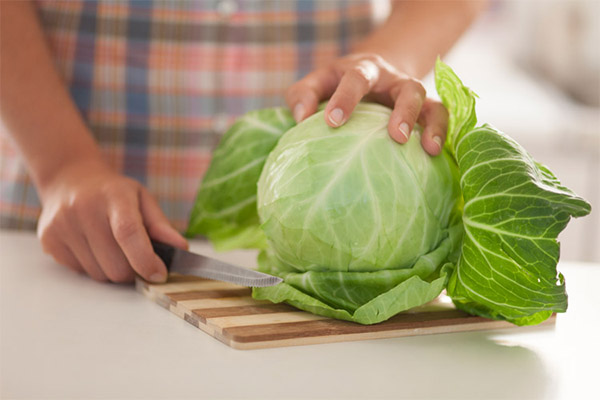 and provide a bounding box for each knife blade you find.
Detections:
[150,240,282,287]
